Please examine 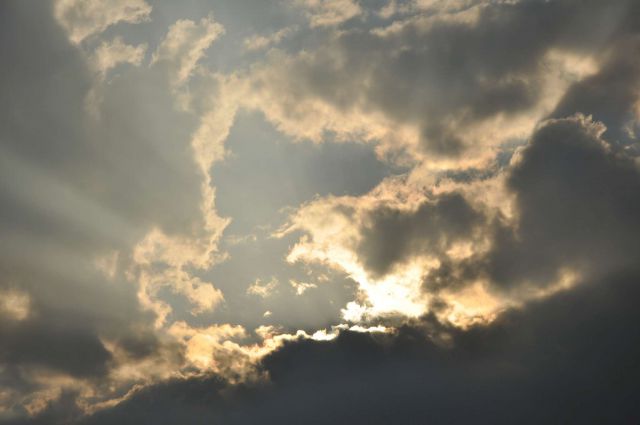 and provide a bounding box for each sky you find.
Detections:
[1,0,640,423]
